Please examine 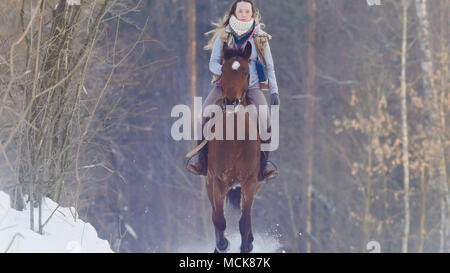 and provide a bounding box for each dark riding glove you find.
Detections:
[270,93,280,106]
